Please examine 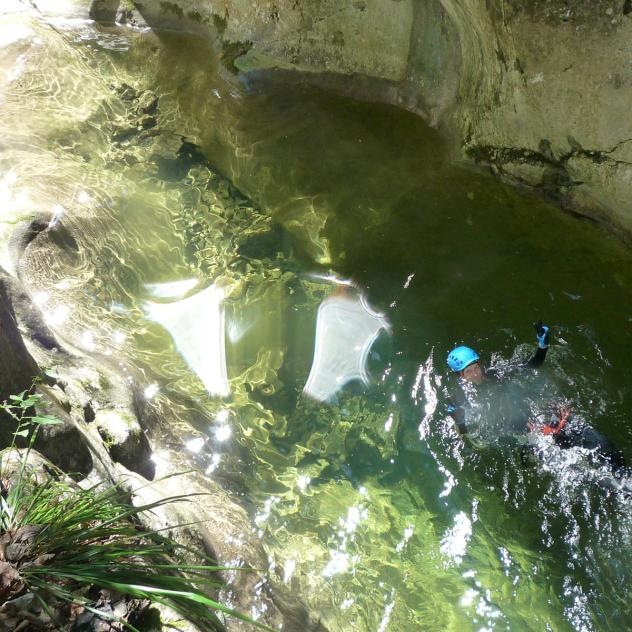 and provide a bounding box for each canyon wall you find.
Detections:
[108,0,632,238]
